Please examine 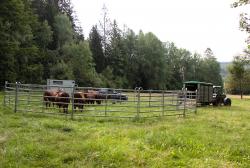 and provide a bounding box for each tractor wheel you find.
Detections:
[223,98,231,106]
